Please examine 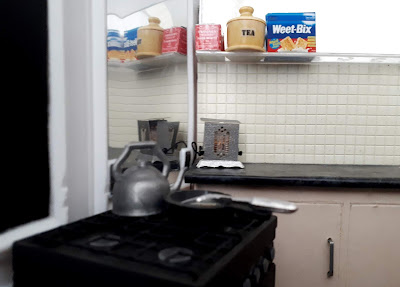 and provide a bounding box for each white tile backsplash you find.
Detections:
[197,62,400,165]
[108,64,188,148]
